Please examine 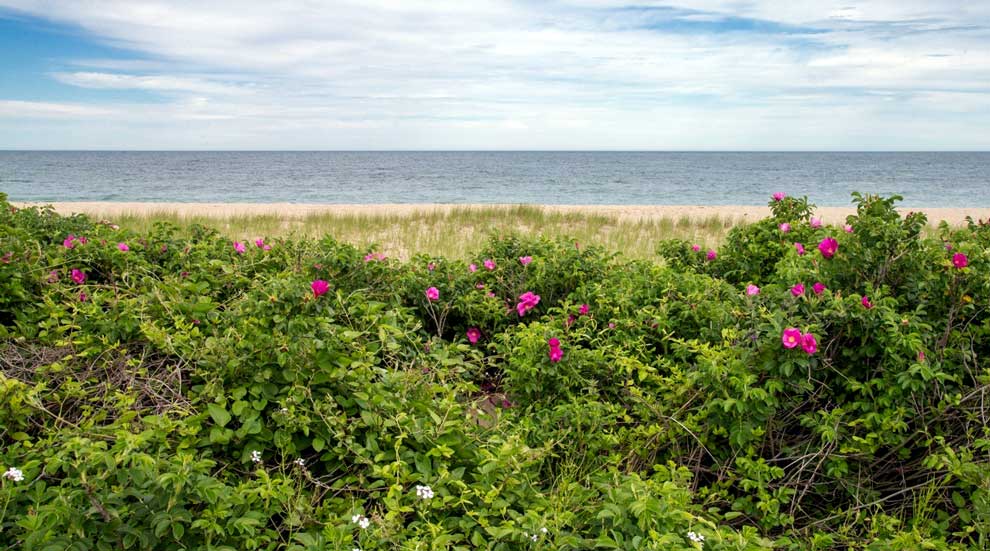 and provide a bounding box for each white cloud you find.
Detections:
[51,72,254,95]
[0,0,988,148]
[0,100,114,118]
